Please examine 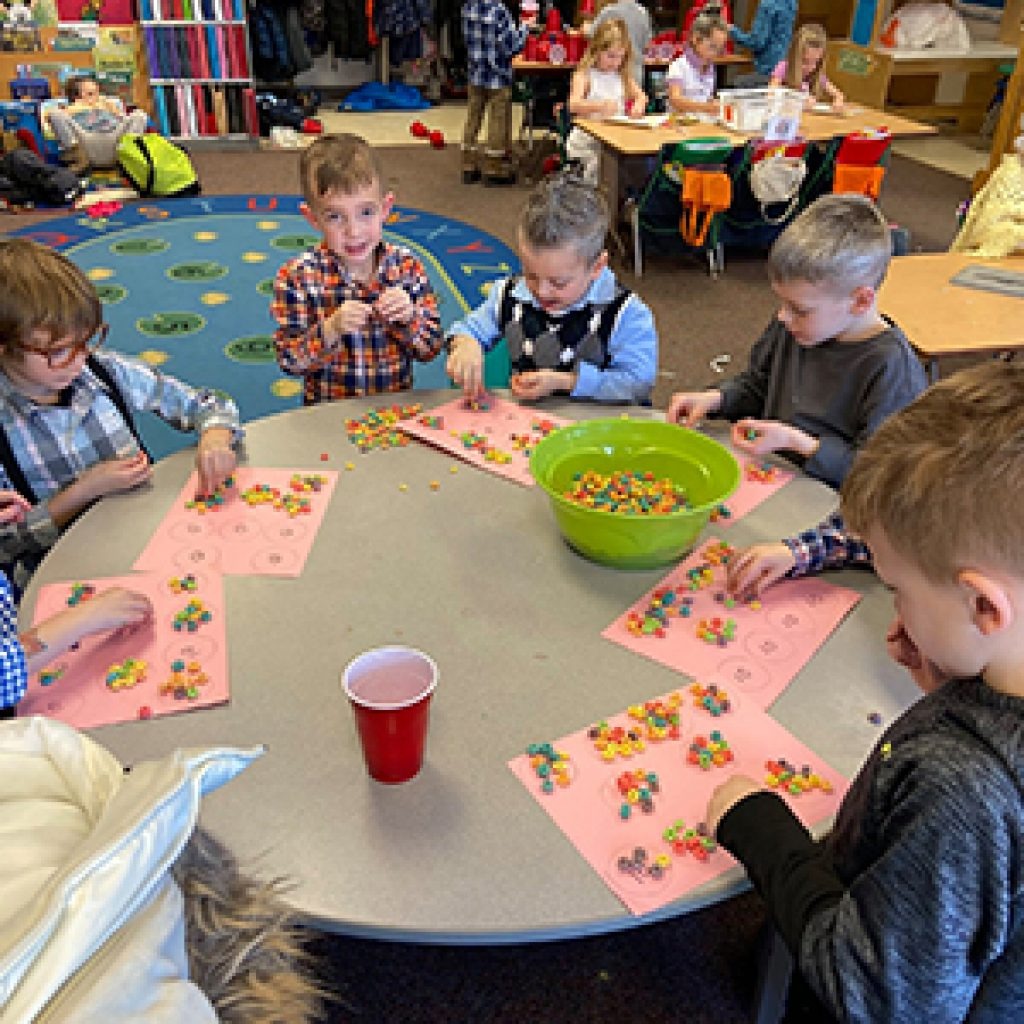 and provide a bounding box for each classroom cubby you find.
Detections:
[823,0,1022,131]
